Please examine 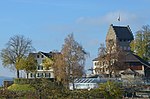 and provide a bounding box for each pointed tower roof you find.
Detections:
[111,24,134,40]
